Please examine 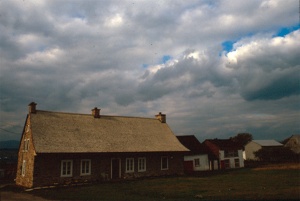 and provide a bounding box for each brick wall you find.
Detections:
[32,152,184,187]
[33,153,111,186]
[121,153,184,179]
